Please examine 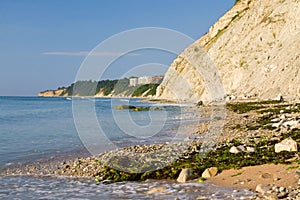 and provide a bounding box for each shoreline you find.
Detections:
[1,100,299,199]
